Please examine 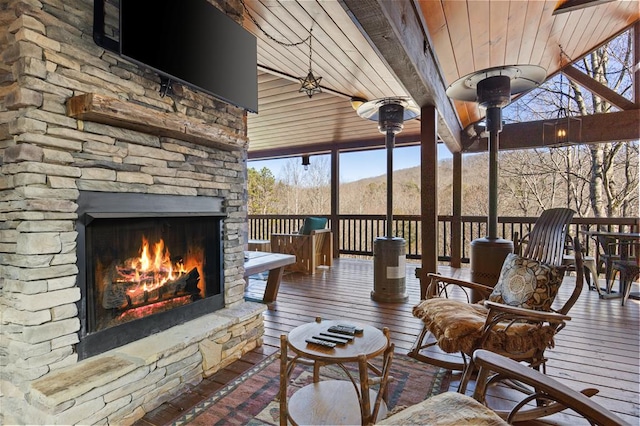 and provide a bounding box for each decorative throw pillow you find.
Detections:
[300,217,328,235]
[489,253,565,311]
